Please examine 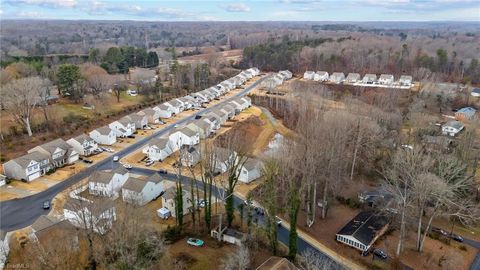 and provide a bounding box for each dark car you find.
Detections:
[43,201,50,210]
[449,233,464,242]
[432,227,448,237]
[195,115,202,119]
[159,169,168,174]
[127,135,135,139]
[83,159,93,164]
[373,249,387,260]
[362,249,370,257]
